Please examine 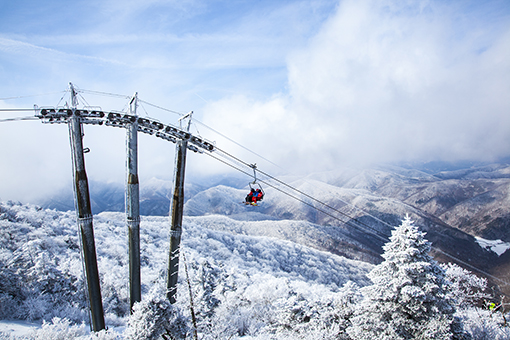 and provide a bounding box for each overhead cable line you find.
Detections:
[211,145,510,289]
[79,89,131,100]
[193,119,284,171]
[97,94,283,170]
[0,91,66,101]
[214,146,391,236]
[434,248,509,287]
[0,109,38,112]
[138,100,185,117]
[187,114,390,229]
[184,112,394,230]
[204,150,390,243]
[0,116,39,123]
[67,90,282,172]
